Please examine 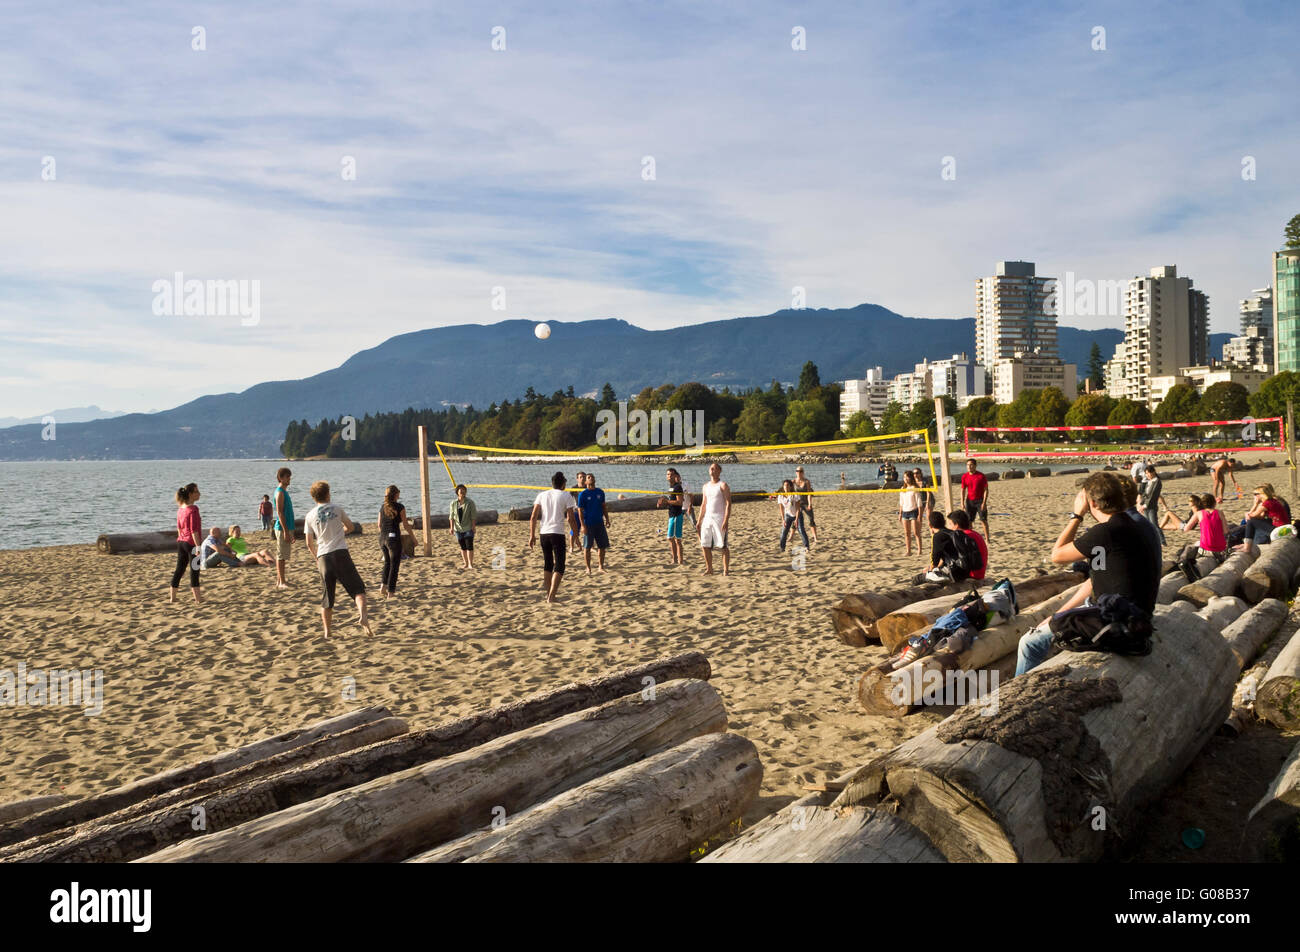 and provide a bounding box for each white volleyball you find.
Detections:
[534,322,551,339]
